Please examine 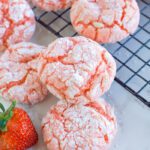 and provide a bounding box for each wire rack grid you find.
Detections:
[33,0,150,107]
